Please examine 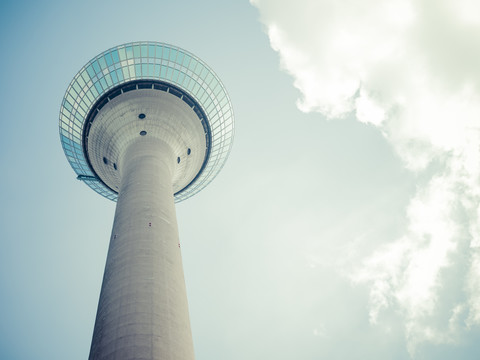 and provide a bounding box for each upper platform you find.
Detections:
[59,41,234,202]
